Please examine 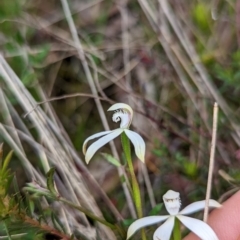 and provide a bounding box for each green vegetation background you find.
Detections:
[0,0,240,239]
